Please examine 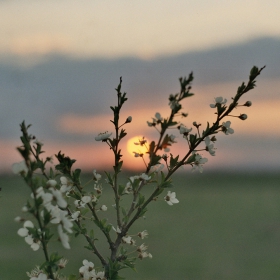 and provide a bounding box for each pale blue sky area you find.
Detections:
[1,0,280,61]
